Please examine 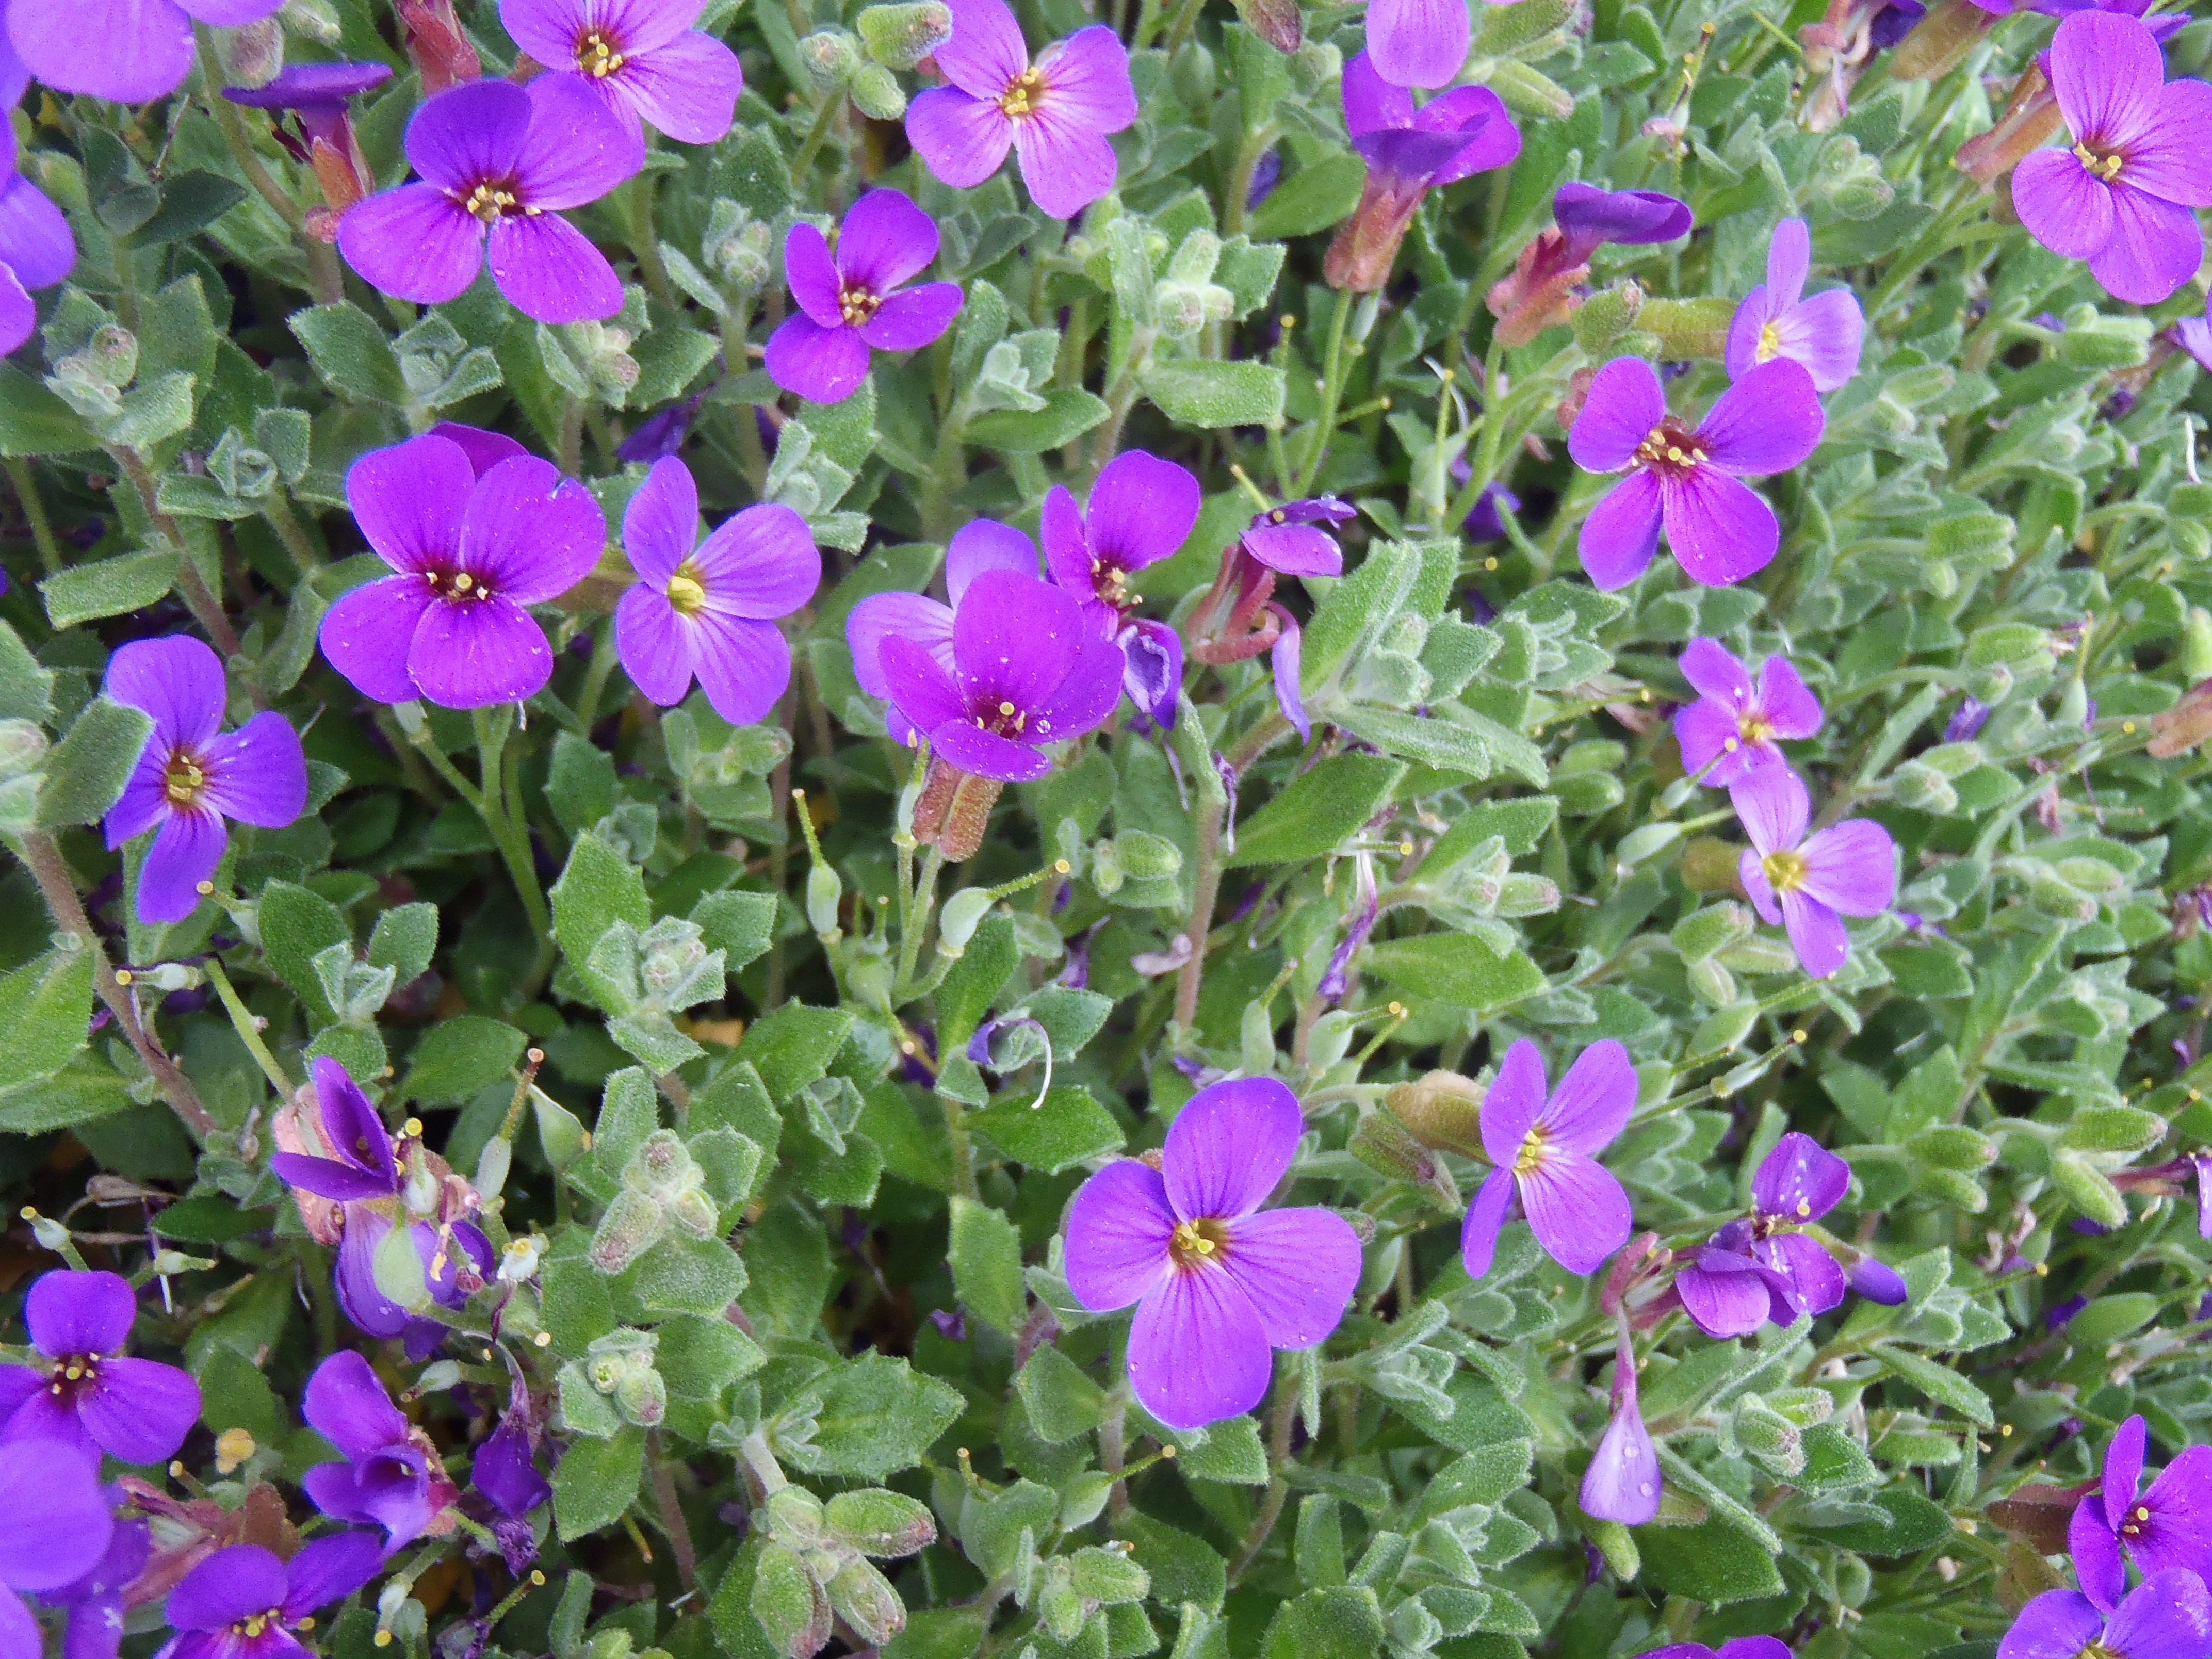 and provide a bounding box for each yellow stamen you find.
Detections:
[575,27,626,76]
[163,750,206,806]
[838,285,881,326]
[2072,141,2124,183]
[1762,848,1809,893]
[1757,320,1781,361]
[998,66,1046,117]
[1515,1124,1549,1176]
[1170,1216,1229,1265]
